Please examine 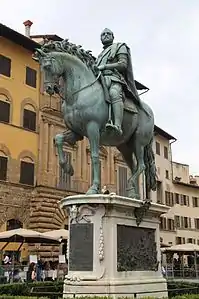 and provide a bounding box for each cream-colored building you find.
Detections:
[152,127,199,247]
